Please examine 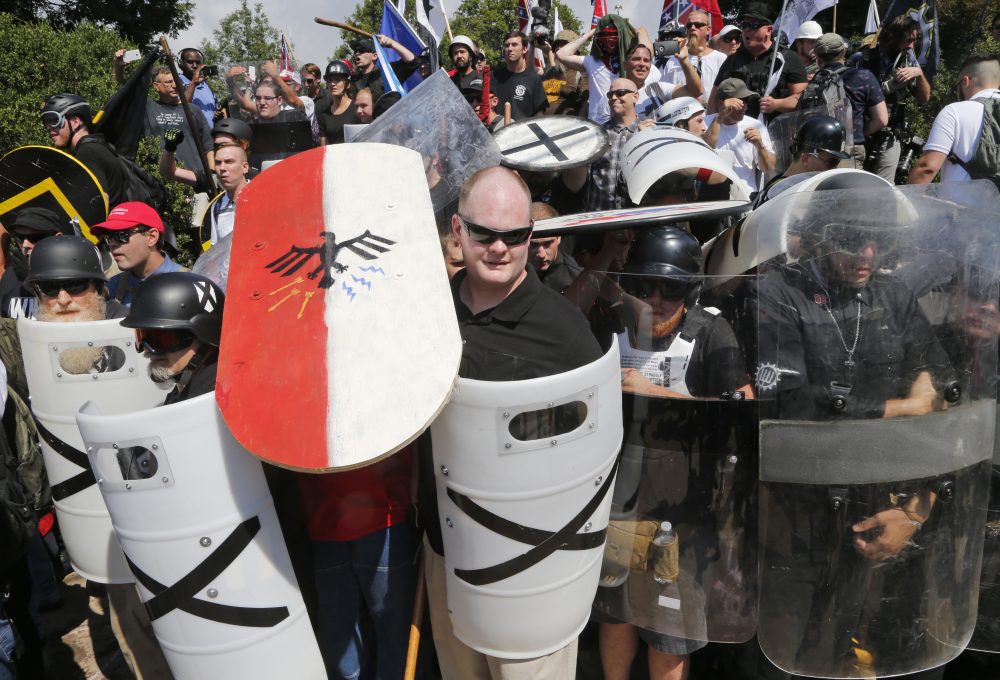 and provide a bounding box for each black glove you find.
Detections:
[164,128,184,152]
